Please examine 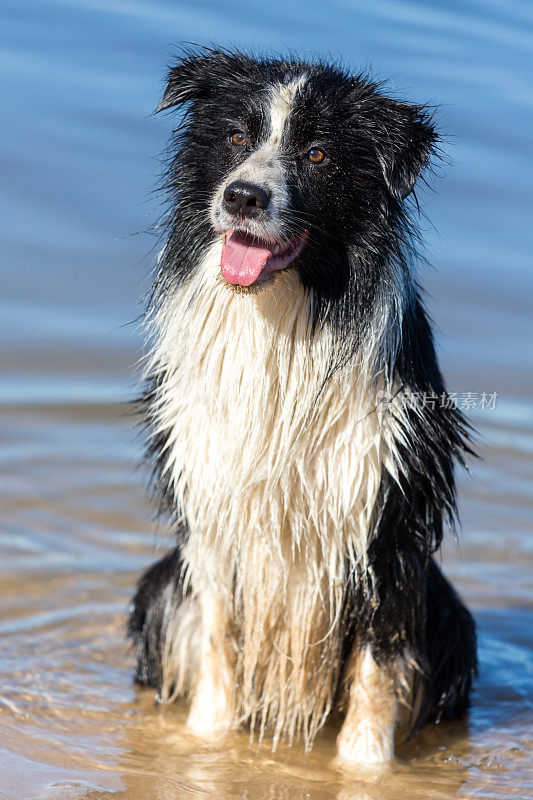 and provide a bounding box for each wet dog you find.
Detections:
[129,48,477,764]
